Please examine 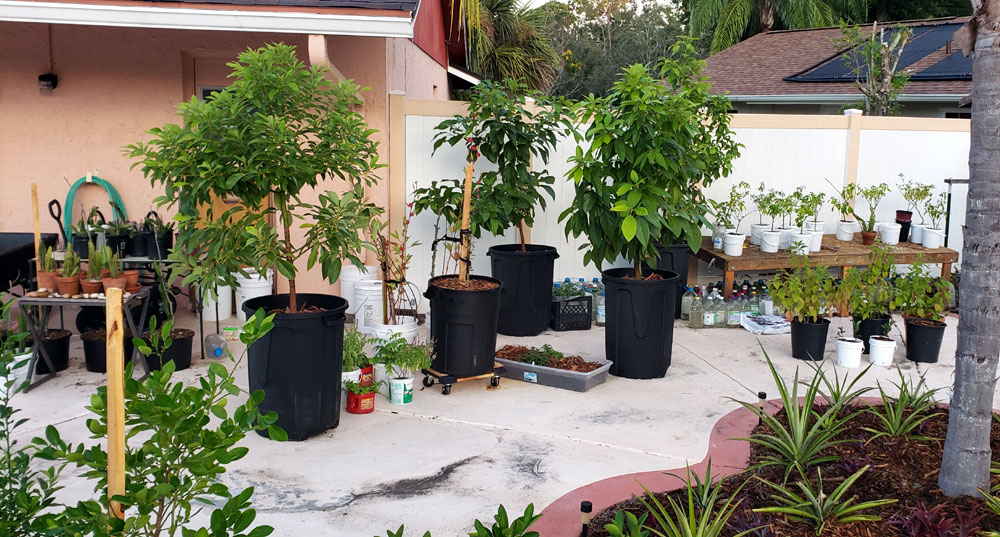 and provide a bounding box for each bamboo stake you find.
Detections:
[105,288,125,521]
[31,184,41,276]
[458,162,474,285]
